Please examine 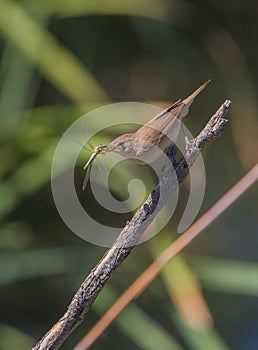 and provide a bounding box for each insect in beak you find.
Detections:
[82,146,106,190]
[83,151,98,171]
